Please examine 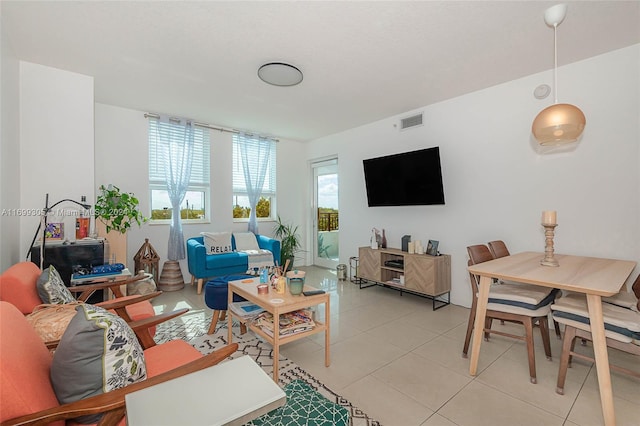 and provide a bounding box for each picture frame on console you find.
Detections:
[427,239,439,256]
[45,223,64,241]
